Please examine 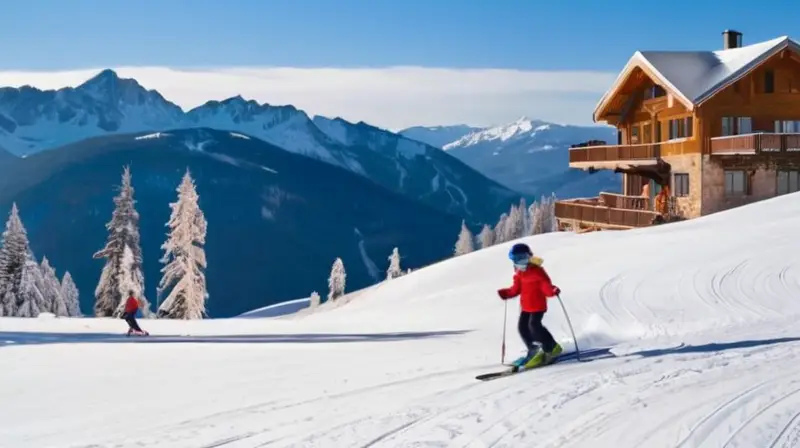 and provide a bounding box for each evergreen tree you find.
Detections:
[0,203,31,317]
[477,224,495,249]
[16,256,46,317]
[507,204,525,241]
[454,220,475,256]
[386,247,403,280]
[309,291,321,308]
[157,170,208,320]
[39,257,67,316]
[93,166,149,317]
[493,213,509,244]
[61,271,81,317]
[519,197,531,235]
[530,194,558,235]
[327,258,346,301]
